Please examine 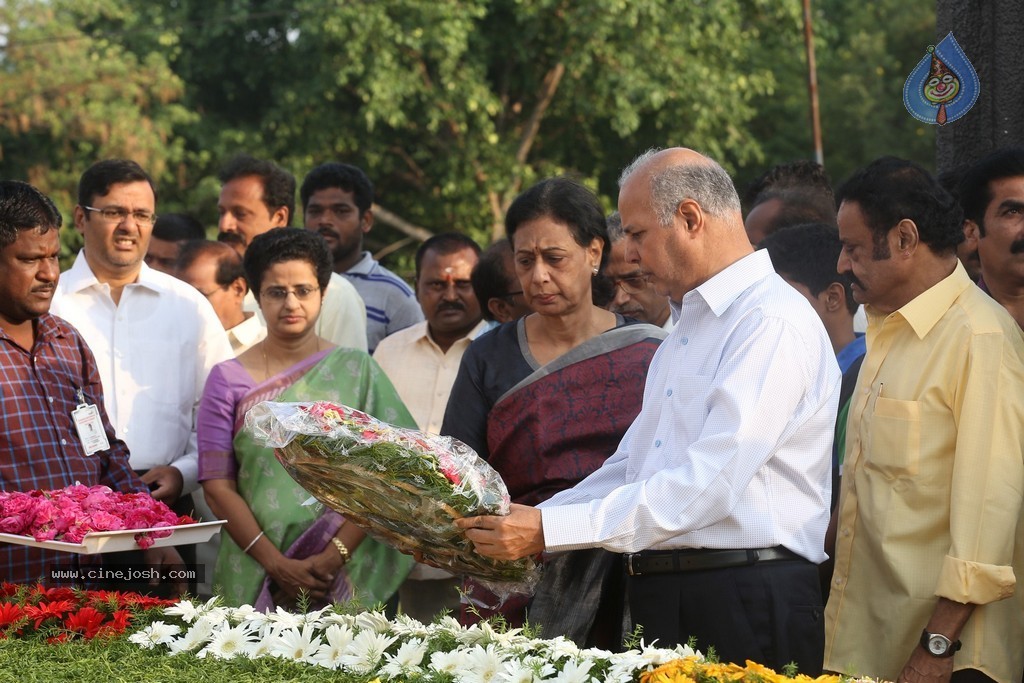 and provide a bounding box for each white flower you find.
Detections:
[128,621,181,649]
[168,616,216,654]
[380,637,428,678]
[163,599,202,624]
[249,630,278,659]
[311,623,355,669]
[266,605,305,630]
[553,658,595,683]
[390,612,429,637]
[456,622,484,645]
[430,648,468,675]
[543,636,581,661]
[201,622,255,660]
[498,659,539,683]
[228,604,264,626]
[319,611,357,629]
[338,629,399,674]
[458,643,509,683]
[432,614,464,634]
[521,655,557,680]
[270,624,323,664]
[353,610,392,634]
